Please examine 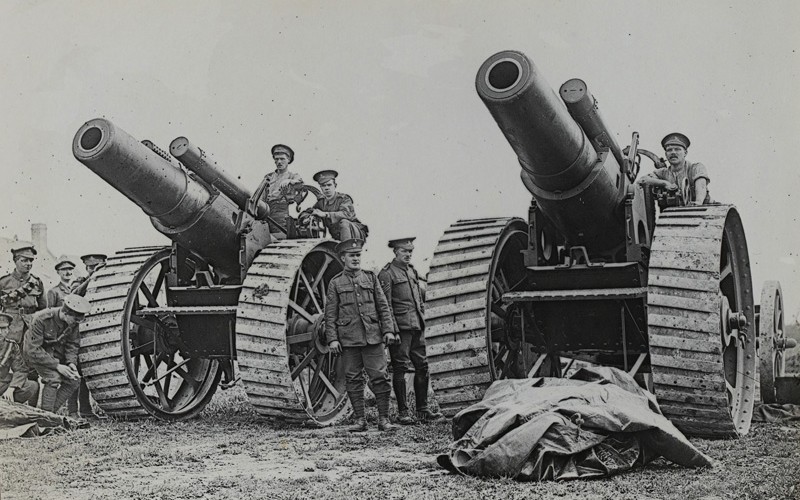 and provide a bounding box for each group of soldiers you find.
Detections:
[262,144,443,431]
[0,247,106,419]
